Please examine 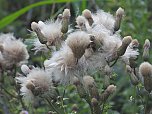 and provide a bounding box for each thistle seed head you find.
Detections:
[66,31,90,59]
[139,62,152,77]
